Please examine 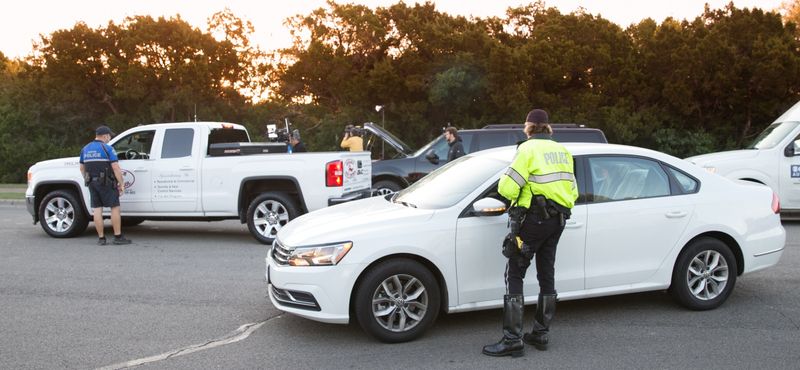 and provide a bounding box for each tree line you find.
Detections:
[1,1,799,183]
